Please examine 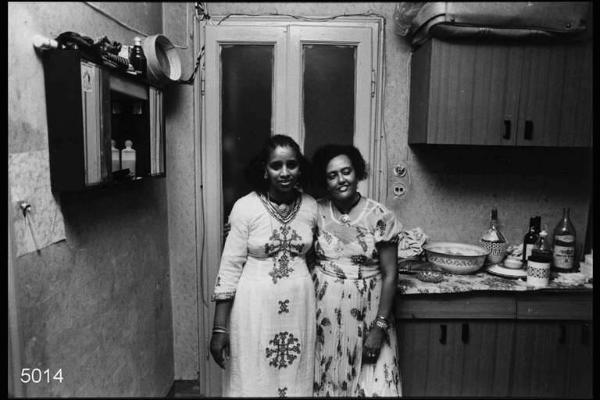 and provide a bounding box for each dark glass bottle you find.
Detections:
[129,37,147,79]
[552,208,576,271]
[522,216,540,264]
